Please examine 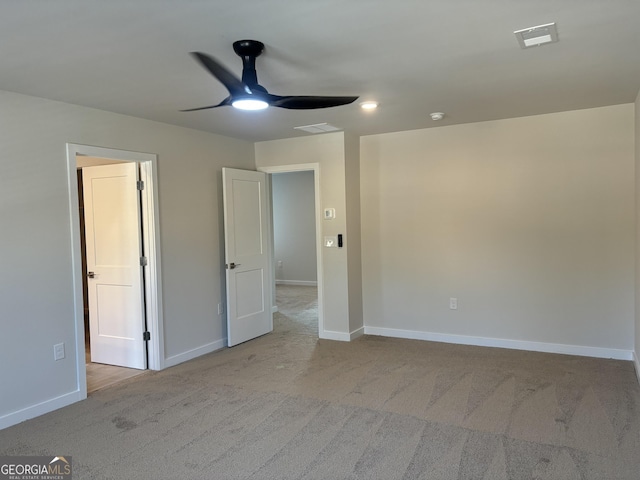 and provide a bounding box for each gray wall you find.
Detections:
[256,133,354,338]
[636,90,640,378]
[272,171,317,285]
[344,133,363,334]
[0,90,254,427]
[360,104,635,356]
